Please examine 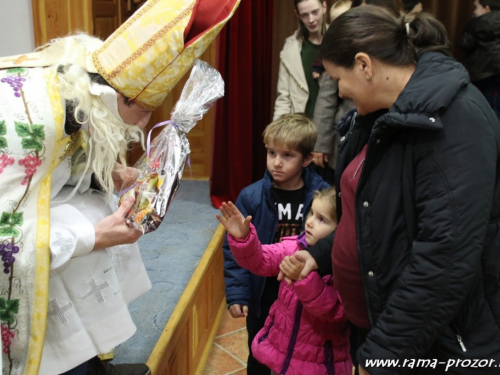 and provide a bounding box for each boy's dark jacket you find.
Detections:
[310,52,500,374]
[223,167,329,317]
[460,11,500,82]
